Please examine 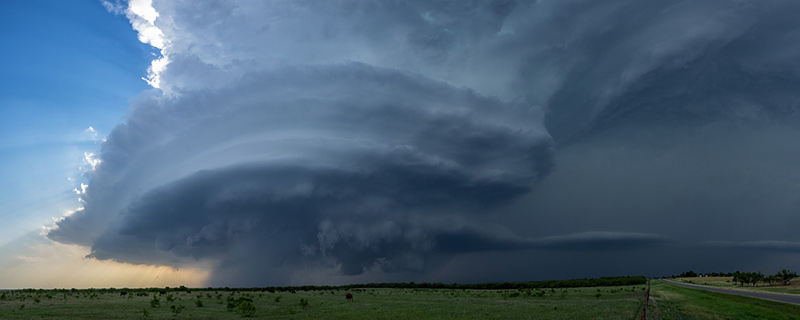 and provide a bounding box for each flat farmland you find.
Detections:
[673,277,800,295]
[649,280,800,320]
[0,285,646,319]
